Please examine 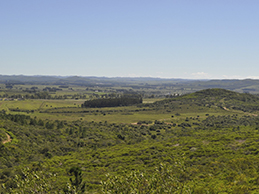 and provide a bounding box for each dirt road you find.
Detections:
[2,133,11,144]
